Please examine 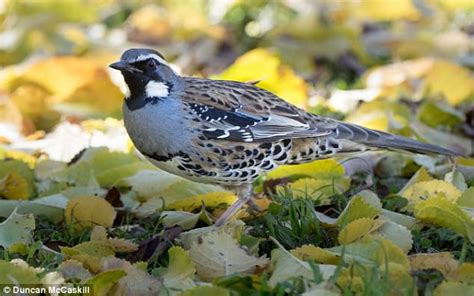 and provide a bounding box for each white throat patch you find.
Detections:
[145,81,169,98]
